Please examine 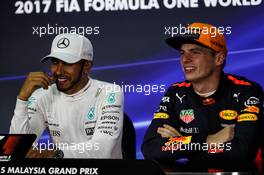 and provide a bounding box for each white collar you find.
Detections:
[60,77,92,100]
[194,89,216,97]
